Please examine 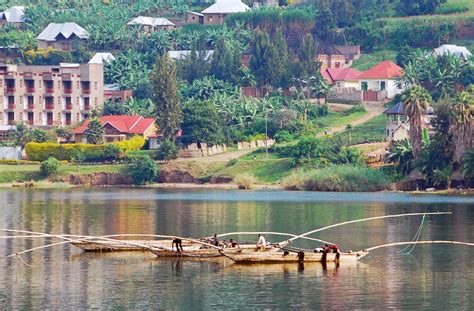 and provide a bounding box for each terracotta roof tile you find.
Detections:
[72,115,156,135]
[357,60,402,80]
